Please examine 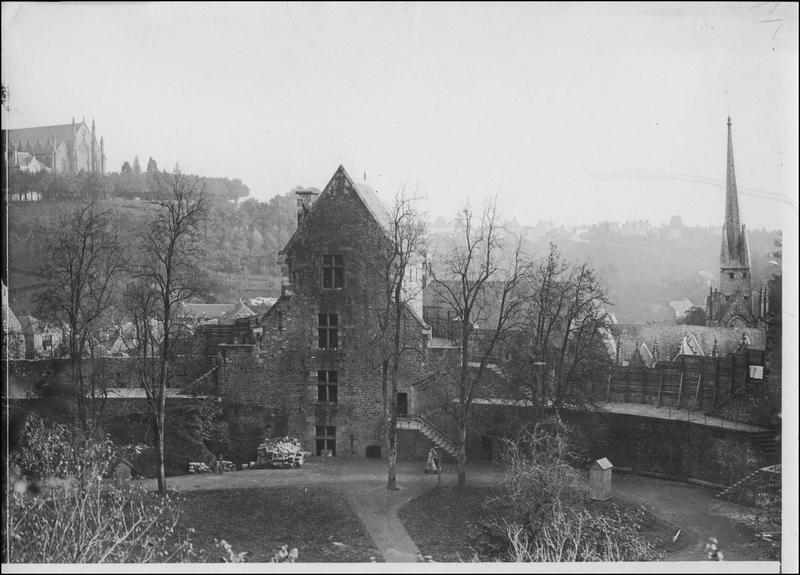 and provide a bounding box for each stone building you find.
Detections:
[3,117,105,175]
[705,117,767,328]
[217,166,432,458]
